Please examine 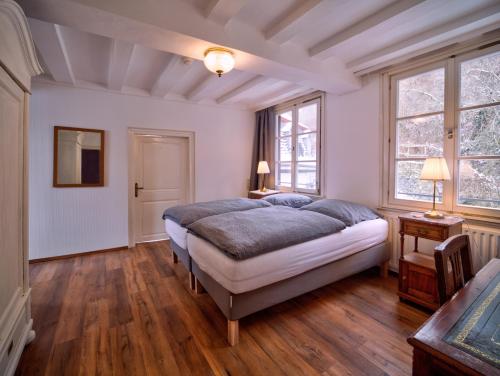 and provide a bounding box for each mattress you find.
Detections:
[165,218,188,250]
[187,218,388,294]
